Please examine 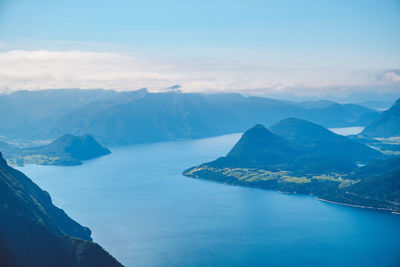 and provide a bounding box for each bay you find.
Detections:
[18,133,400,266]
